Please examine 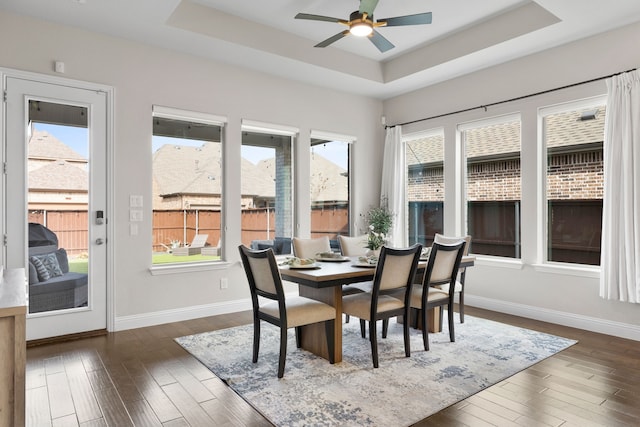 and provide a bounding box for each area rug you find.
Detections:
[176,315,576,426]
